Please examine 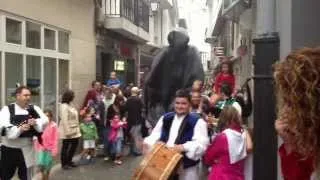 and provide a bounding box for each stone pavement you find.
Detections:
[46,156,142,180]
